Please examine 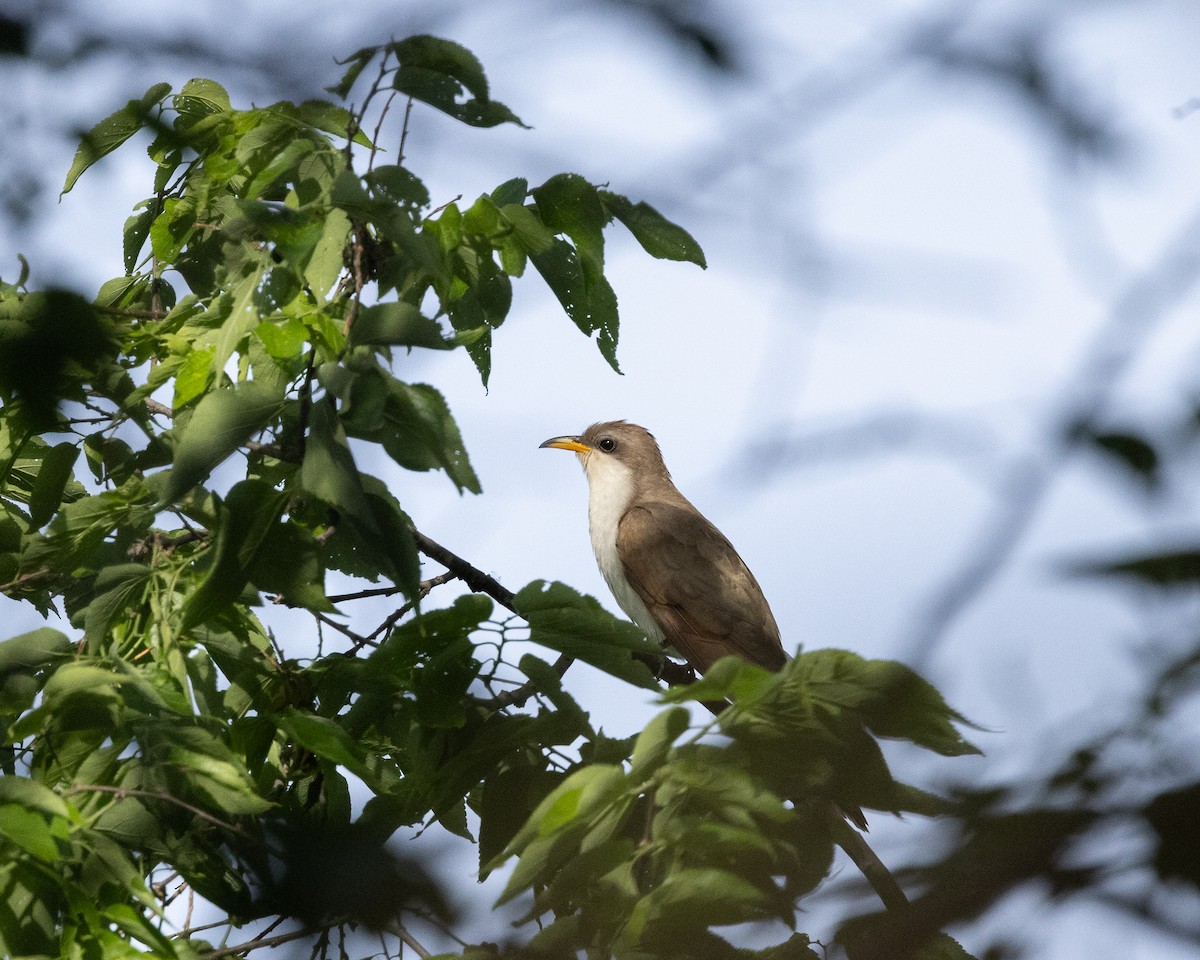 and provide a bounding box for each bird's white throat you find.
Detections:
[581,452,664,644]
